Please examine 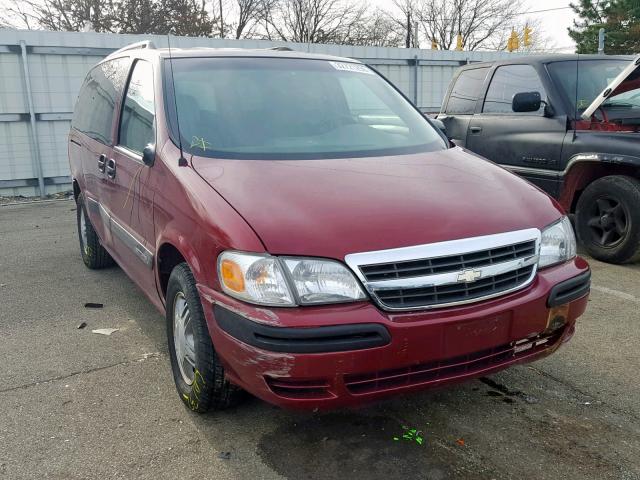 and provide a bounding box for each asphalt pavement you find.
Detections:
[1,200,639,480]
